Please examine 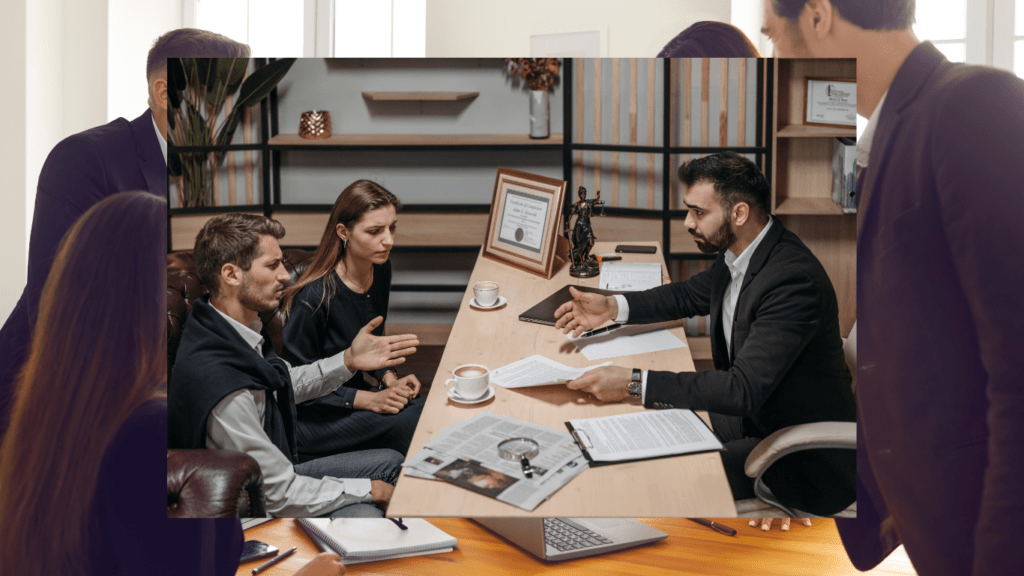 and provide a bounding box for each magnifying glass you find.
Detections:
[497,437,540,478]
